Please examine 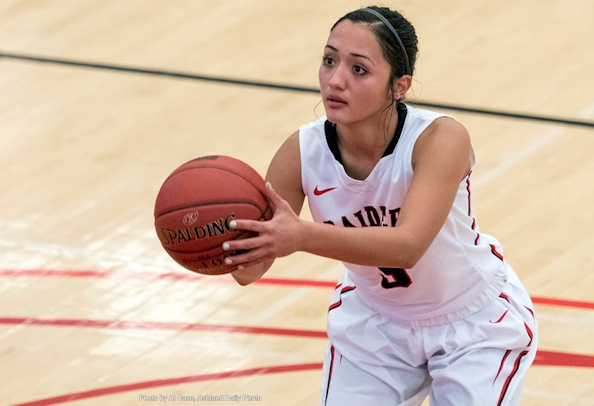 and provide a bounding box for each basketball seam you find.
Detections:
[156,201,265,218]
[157,164,272,220]
[166,164,266,197]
